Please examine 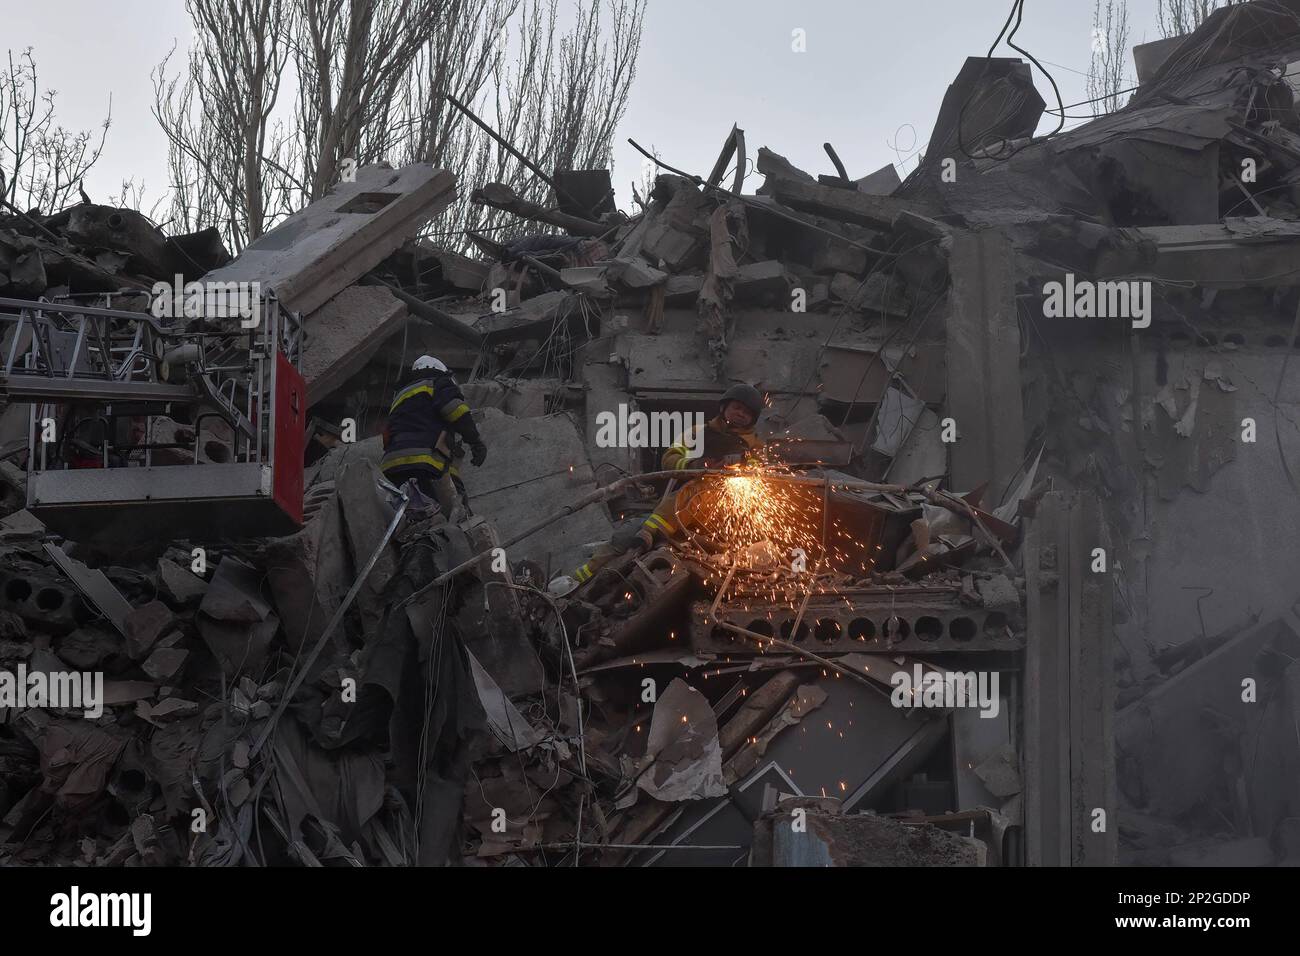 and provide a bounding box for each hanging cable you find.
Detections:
[954,0,1066,165]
